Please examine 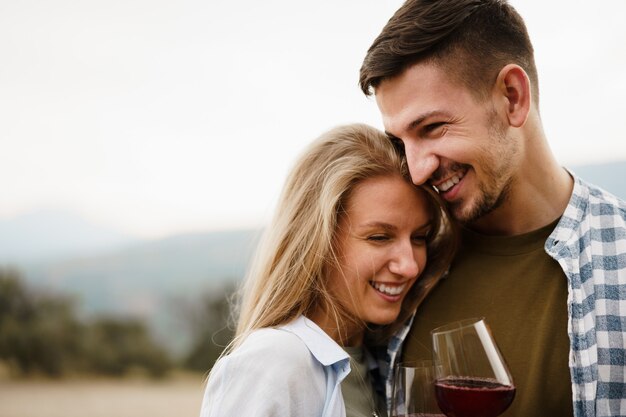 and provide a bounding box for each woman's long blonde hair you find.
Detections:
[232,123,457,348]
